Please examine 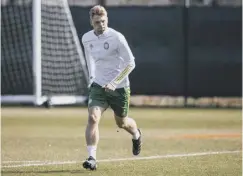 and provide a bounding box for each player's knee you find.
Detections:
[115,116,128,128]
[88,113,100,124]
[88,106,104,125]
